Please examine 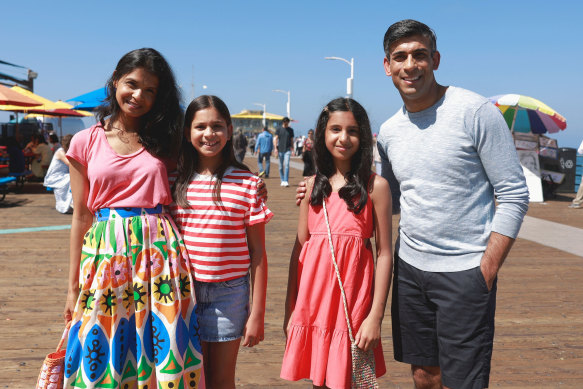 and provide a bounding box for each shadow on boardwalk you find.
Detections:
[0,156,582,388]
